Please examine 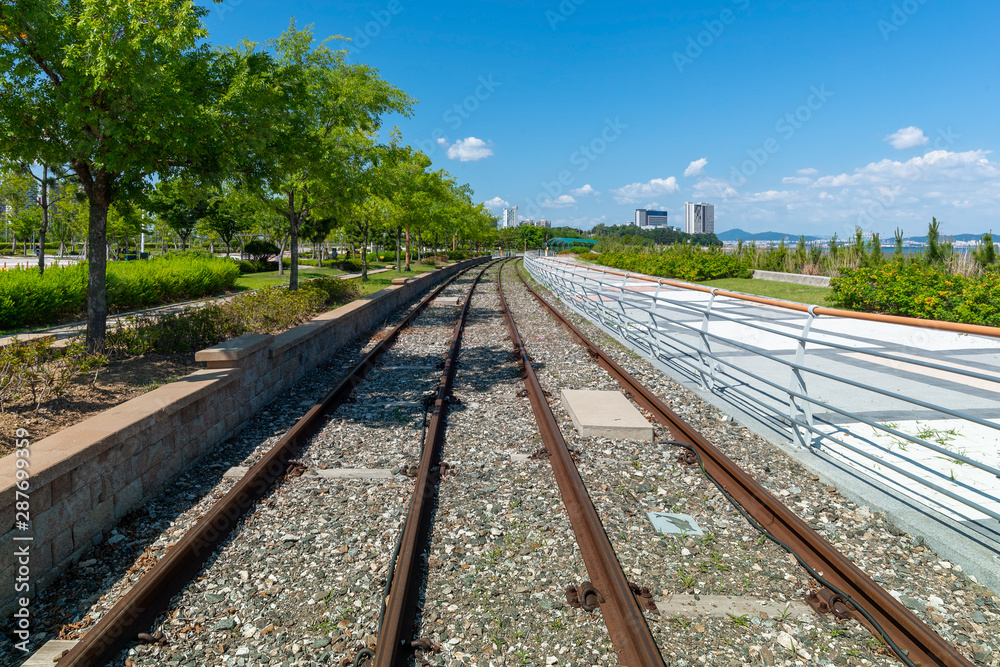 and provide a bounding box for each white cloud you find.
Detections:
[884,126,930,150]
[782,176,813,185]
[814,149,997,188]
[713,148,1000,235]
[611,177,679,204]
[570,184,598,196]
[692,177,738,199]
[484,197,509,209]
[684,158,708,178]
[797,167,819,176]
[438,136,494,162]
[540,194,577,208]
